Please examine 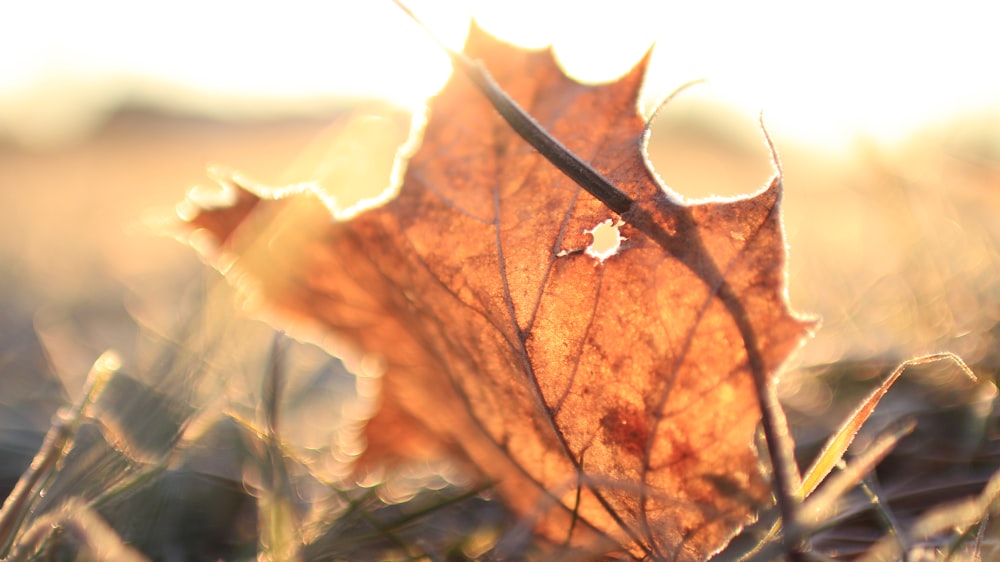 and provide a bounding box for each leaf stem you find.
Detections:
[392,0,635,217]
[449,56,637,216]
